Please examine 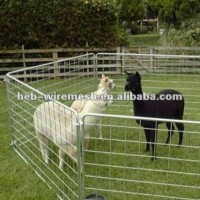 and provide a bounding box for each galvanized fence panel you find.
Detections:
[96,53,200,120]
[6,54,96,200]
[82,114,200,200]
[5,53,200,199]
